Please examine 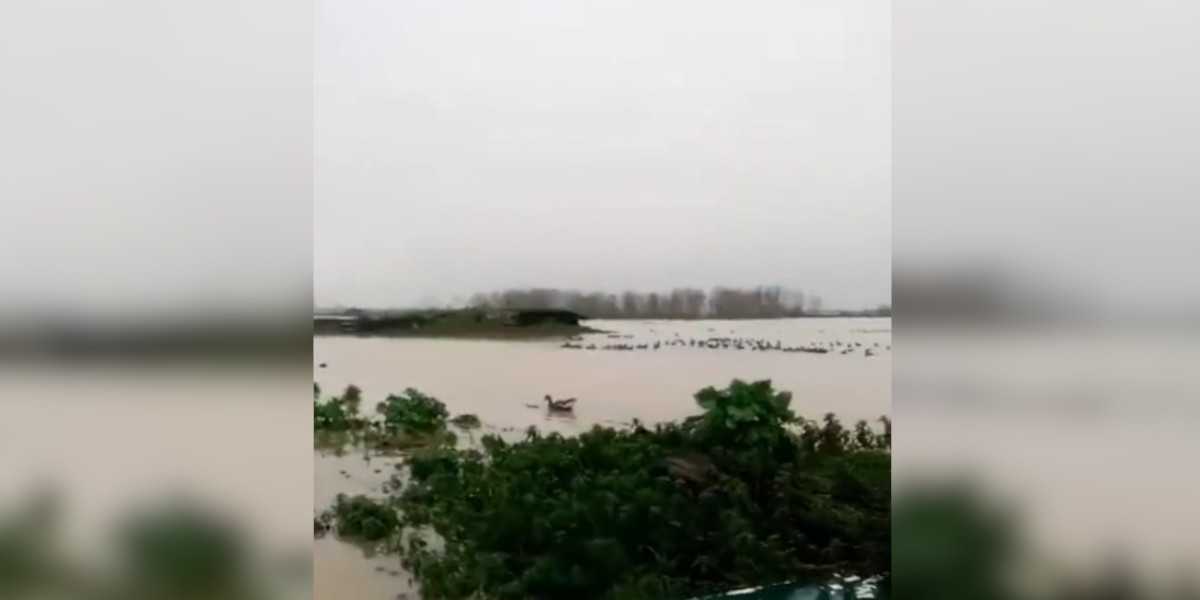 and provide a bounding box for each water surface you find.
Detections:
[314,317,891,600]
[315,317,891,432]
